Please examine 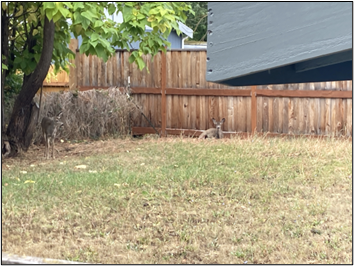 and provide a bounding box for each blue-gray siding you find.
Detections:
[72,29,182,50]
[206,2,352,85]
